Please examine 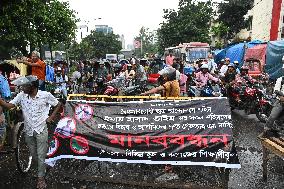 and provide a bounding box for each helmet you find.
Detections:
[113,63,122,73]
[233,60,239,64]
[113,63,122,69]
[11,75,39,88]
[158,67,176,81]
[241,66,249,70]
[56,67,62,72]
[200,64,209,69]
[99,61,105,65]
[228,63,235,68]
